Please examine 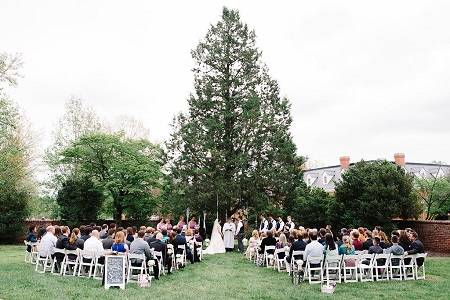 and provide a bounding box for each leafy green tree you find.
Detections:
[293,187,334,228]
[333,160,421,229]
[0,53,35,241]
[56,177,103,222]
[59,133,163,221]
[165,7,304,218]
[415,175,450,220]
